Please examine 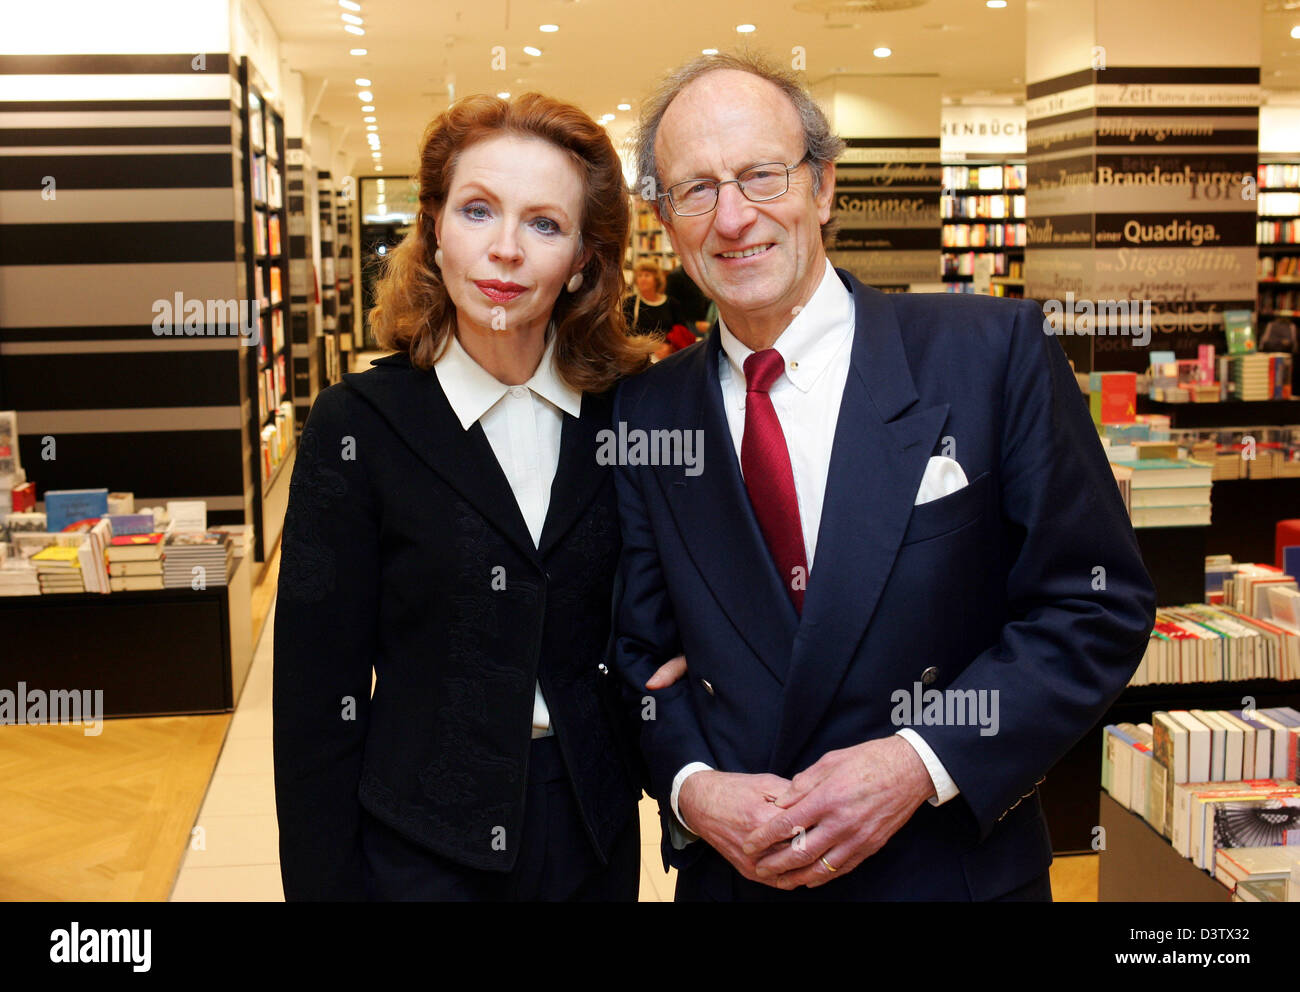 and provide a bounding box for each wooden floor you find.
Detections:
[0,522,1100,902]
[0,546,279,902]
